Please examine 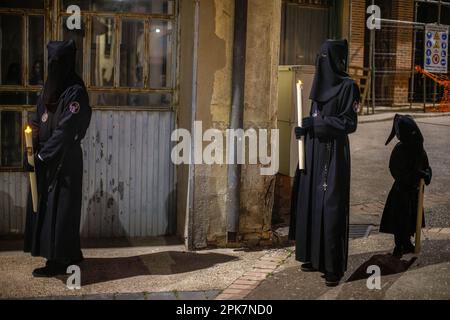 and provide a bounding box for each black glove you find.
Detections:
[294,117,314,140]
[419,168,432,186]
[302,116,314,130]
[23,150,34,172]
[295,127,308,139]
